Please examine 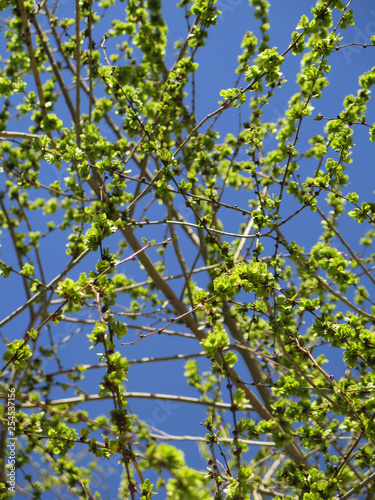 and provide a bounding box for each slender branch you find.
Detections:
[75,0,81,144]
[29,14,76,124]
[18,391,253,411]
[148,433,275,447]
[0,198,34,310]
[335,42,375,51]
[0,131,41,140]
[0,250,90,331]
[127,219,258,239]
[43,350,216,378]
[17,0,49,129]
[335,470,375,500]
